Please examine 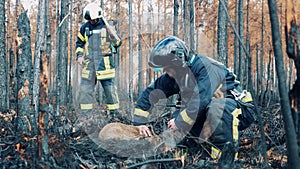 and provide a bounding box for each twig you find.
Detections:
[89,150,99,165]
[186,135,222,160]
[126,156,184,169]
[264,132,285,154]
[186,135,220,150]
[75,152,96,169]
[153,141,165,153]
